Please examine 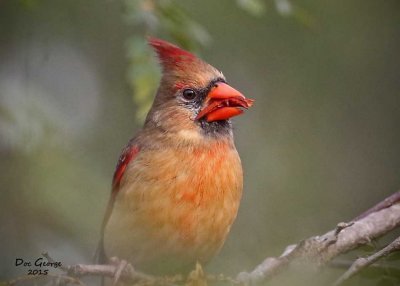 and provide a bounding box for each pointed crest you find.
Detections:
[147,37,222,89]
[148,37,196,70]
